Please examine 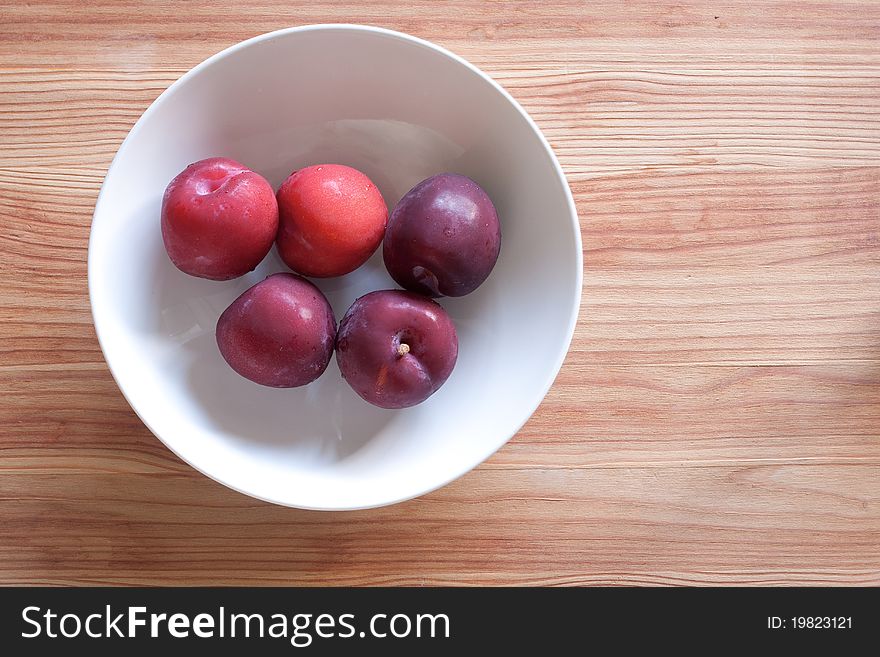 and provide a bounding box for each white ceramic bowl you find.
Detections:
[89,25,582,510]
